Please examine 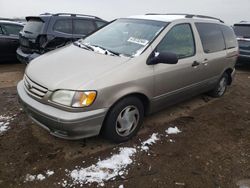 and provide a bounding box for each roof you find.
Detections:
[128,14,224,23]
